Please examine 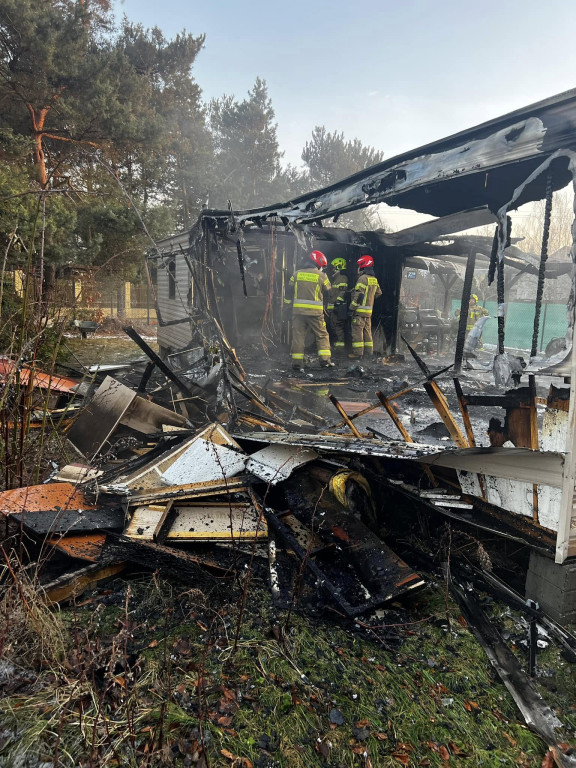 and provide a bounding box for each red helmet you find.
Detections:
[357,254,374,269]
[310,250,327,268]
